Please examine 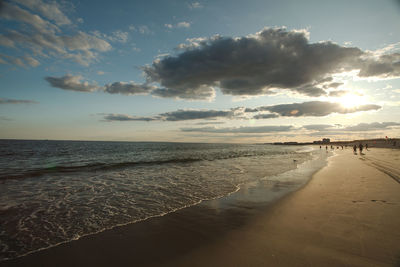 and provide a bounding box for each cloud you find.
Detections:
[151,85,215,100]
[181,125,294,133]
[45,74,100,92]
[181,121,400,136]
[1,2,59,33]
[104,82,156,95]
[0,53,40,67]
[102,109,234,122]
[13,0,71,26]
[358,53,400,78]
[177,22,191,28]
[252,113,279,119]
[143,27,365,99]
[100,100,381,123]
[108,30,129,43]
[328,90,348,97]
[194,121,225,125]
[138,25,152,35]
[0,97,38,104]
[0,1,112,66]
[23,55,40,66]
[143,27,400,100]
[257,101,381,117]
[159,109,233,121]
[302,124,335,131]
[323,82,343,89]
[301,122,400,135]
[188,2,203,9]
[341,122,400,131]
[102,114,157,122]
[165,22,191,29]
